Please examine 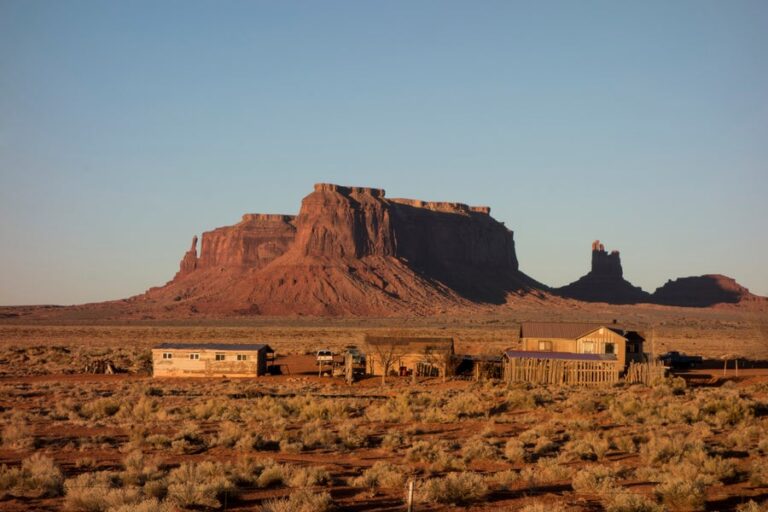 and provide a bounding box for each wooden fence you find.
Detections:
[503,357,619,386]
[625,360,666,385]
